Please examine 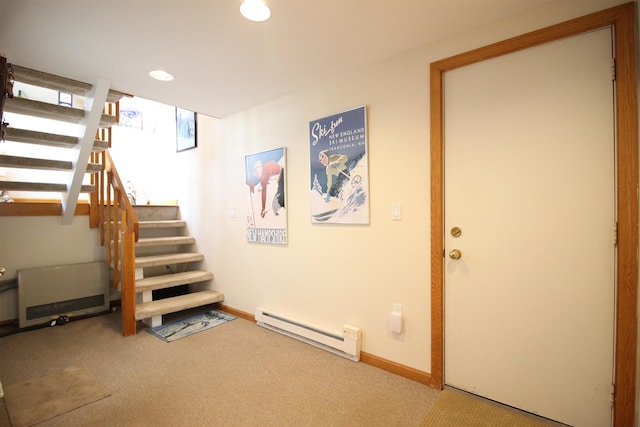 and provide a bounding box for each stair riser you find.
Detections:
[136,270,214,293]
[134,205,180,221]
[136,237,195,247]
[135,254,204,269]
[135,291,224,320]
[139,220,186,229]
